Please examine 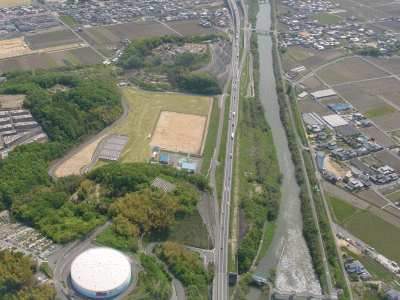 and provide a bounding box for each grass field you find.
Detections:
[327,194,359,225]
[386,190,400,203]
[110,89,212,163]
[41,53,59,68]
[61,15,78,25]
[364,106,397,118]
[344,211,400,264]
[200,97,220,175]
[308,13,341,24]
